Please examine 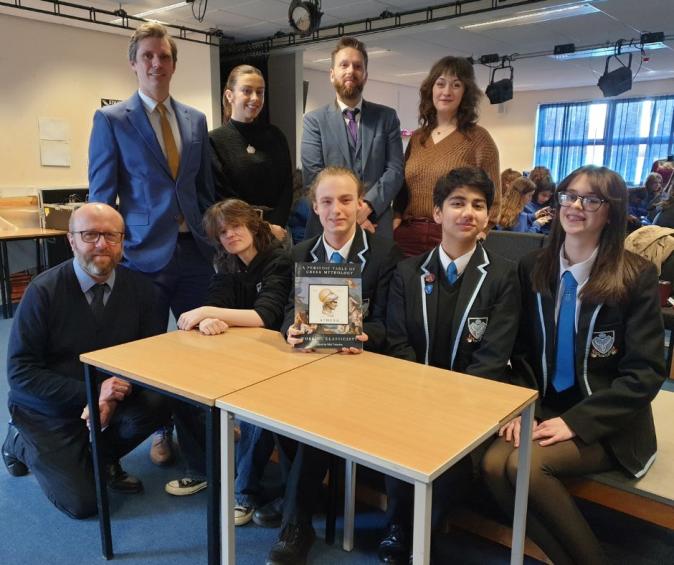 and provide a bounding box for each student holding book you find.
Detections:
[165,199,293,530]
[482,165,665,565]
[380,166,521,563]
[265,166,402,565]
